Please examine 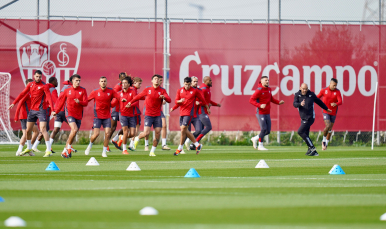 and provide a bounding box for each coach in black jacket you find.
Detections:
[293,83,331,156]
